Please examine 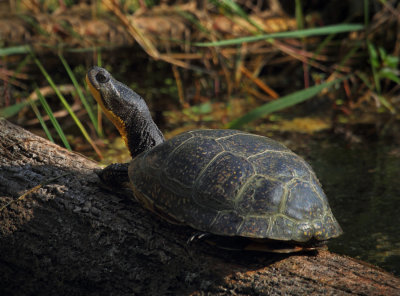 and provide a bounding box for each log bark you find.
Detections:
[0,118,399,296]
